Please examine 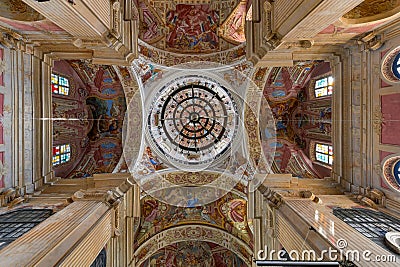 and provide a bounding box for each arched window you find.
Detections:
[392,52,400,80]
[314,76,333,98]
[0,209,52,249]
[51,73,70,96]
[315,143,333,165]
[52,144,71,166]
